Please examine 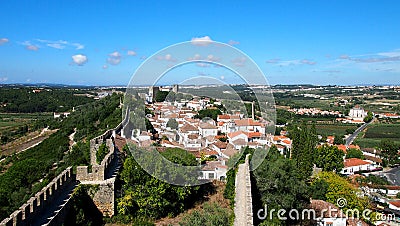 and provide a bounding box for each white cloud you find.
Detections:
[127,50,137,56]
[265,58,316,66]
[206,54,220,62]
[19,41,40,51]
[36,39,84,50]
[266,59,280,64]
[0,38,9,45]
[378,49,400,57]
[188,54,202,61]
[191,36,213,46]
[107,51,122,65]
[156,53,176,62]
[102,64,108,69]
[0,77,8,82]
[228,40,240,45]
[71,54,88,66]
[26,45,39,51]
[196,63,211,67]
[300,59,316,65]
[72,43,85,50]
[231,57,246,66]
[109,51,121,58]
[47,43,65,49]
